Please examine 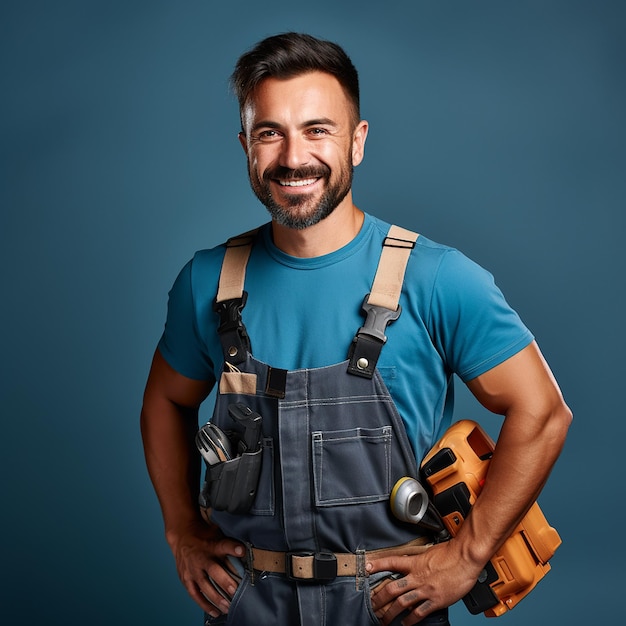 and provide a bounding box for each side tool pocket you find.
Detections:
[205,448,262,514]
[196,403,263,514]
